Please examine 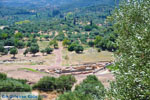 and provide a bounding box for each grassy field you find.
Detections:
[37,41,49,50]
[62,48,114,66]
